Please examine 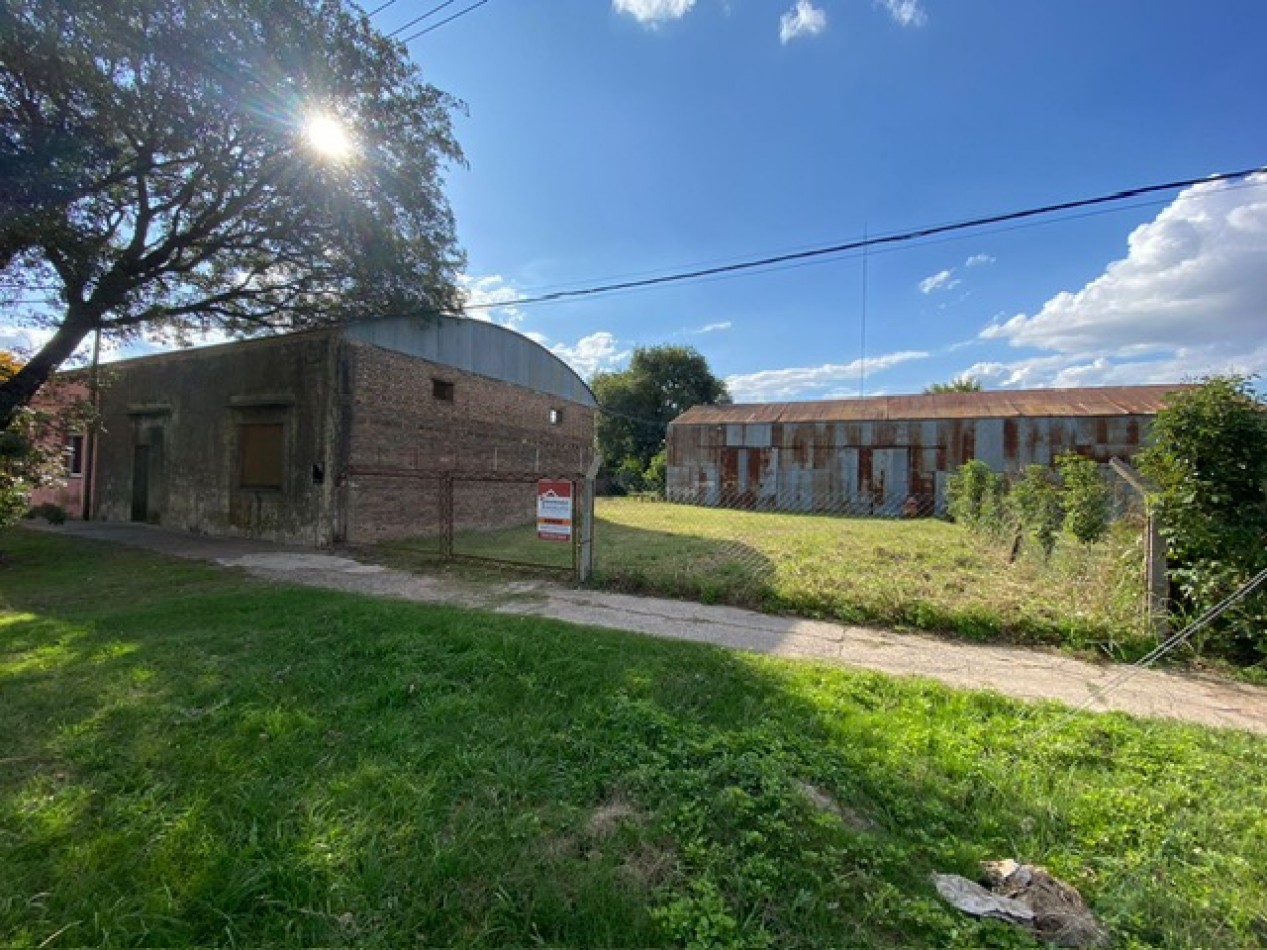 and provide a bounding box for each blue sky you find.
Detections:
[401,0,1267,400]
[5,0,1266,403]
